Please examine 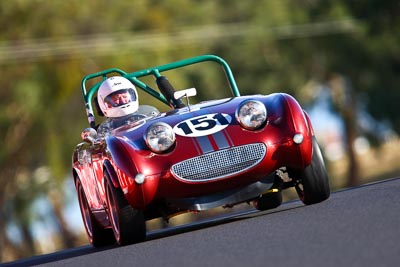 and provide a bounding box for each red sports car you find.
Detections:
[72,55,330,246]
